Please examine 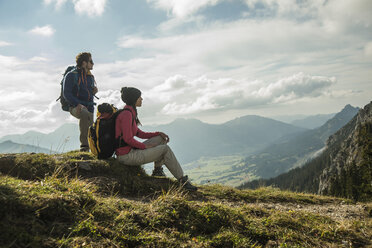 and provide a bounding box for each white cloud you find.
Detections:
[0,41,12,47]
[143,73,336,115]
[44,0,107,16]
[319,0,372,32]
[364,42,372,57]
[0,101,75,137]
[72,0,107,17]
[29,25,55,37]
[117,17,363,81]
[147,0,221,18]
[243,0,323,18]
[44,0,68,9]
[0,54,60,111]
[0,91,39,104]
[29,56,50,62]
[0,55,77,137]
